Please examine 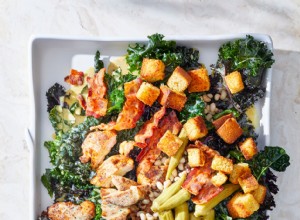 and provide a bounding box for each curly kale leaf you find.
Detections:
[218,35,274,89]
[94,50,104,73]
[42,117,100,202]
[249,146,290,180]
[105,68,137,115]
[179,93,205,123]
[126,33,200,74]
[49,106,76,134]
[46,83,66,112]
